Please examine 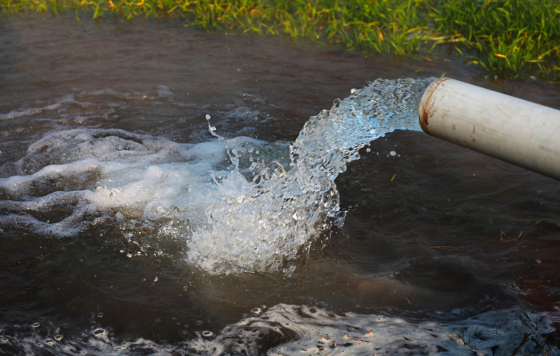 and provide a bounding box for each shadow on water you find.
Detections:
[1,14,560,354]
